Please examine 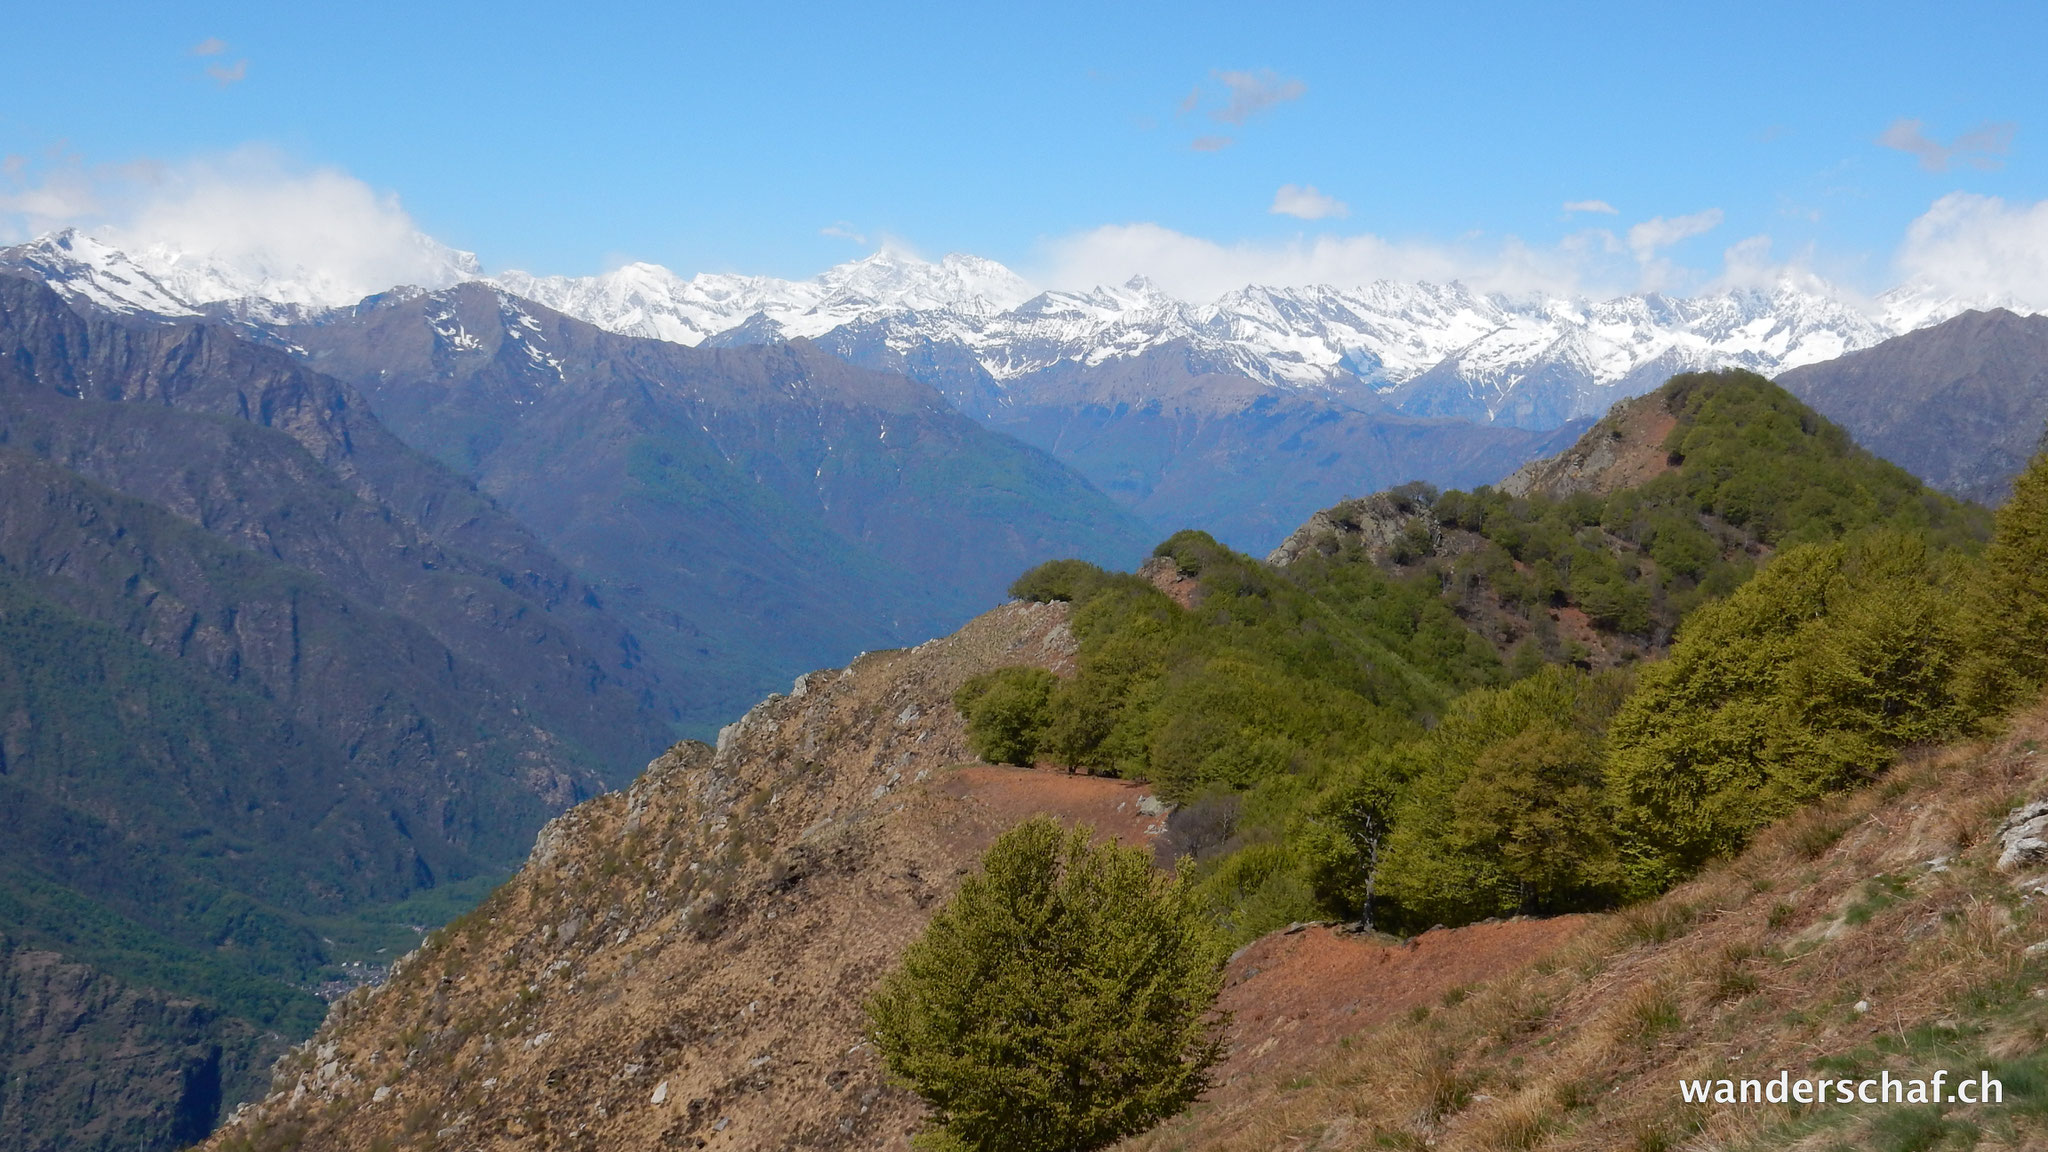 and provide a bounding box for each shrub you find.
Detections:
[866,819,1228,1151]
[1605,533,1970,894]
[1962,450,2048,713]
[955,667,1058,766]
